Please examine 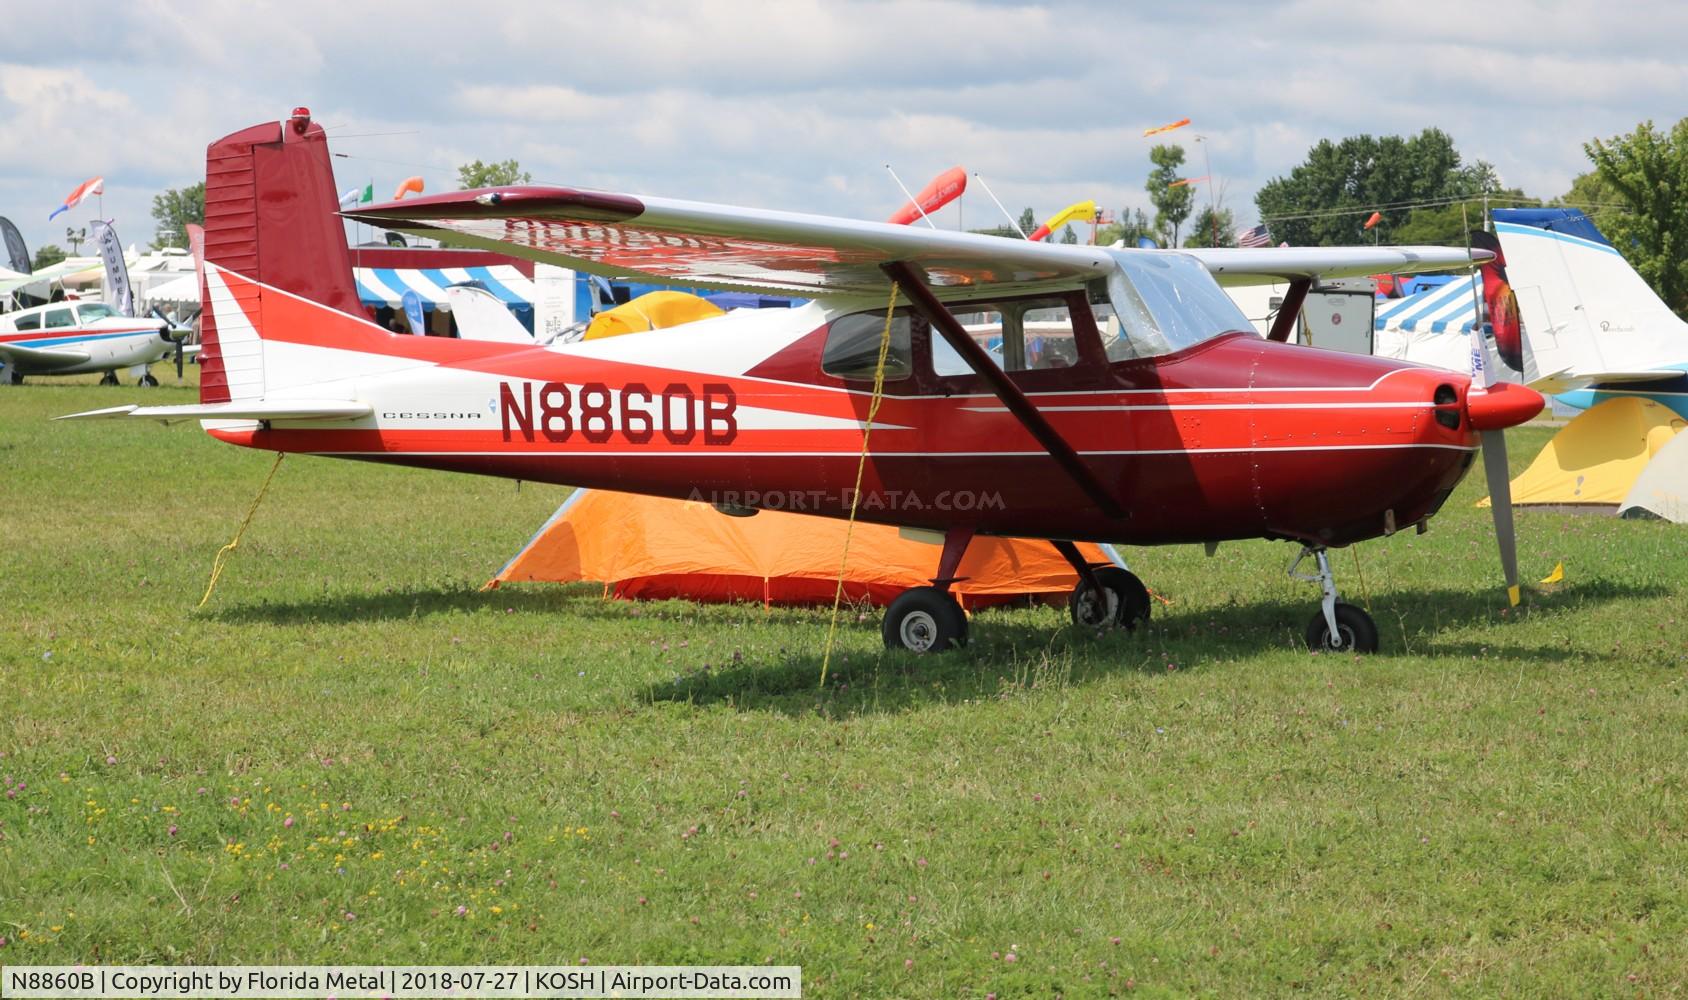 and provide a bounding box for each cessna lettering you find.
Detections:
[497,380,738,445]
